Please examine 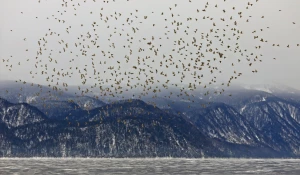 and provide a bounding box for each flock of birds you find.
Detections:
[2,0,299,110]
